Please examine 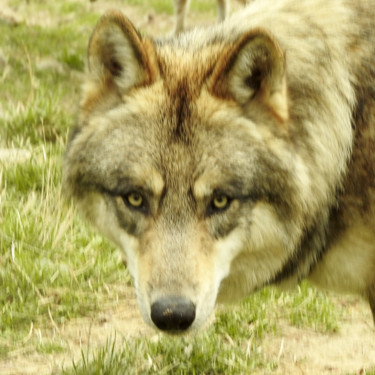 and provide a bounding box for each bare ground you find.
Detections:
[1,287,375,375]
[261,297,375,375]
[1,0,375,374]
[0,287,155,375]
